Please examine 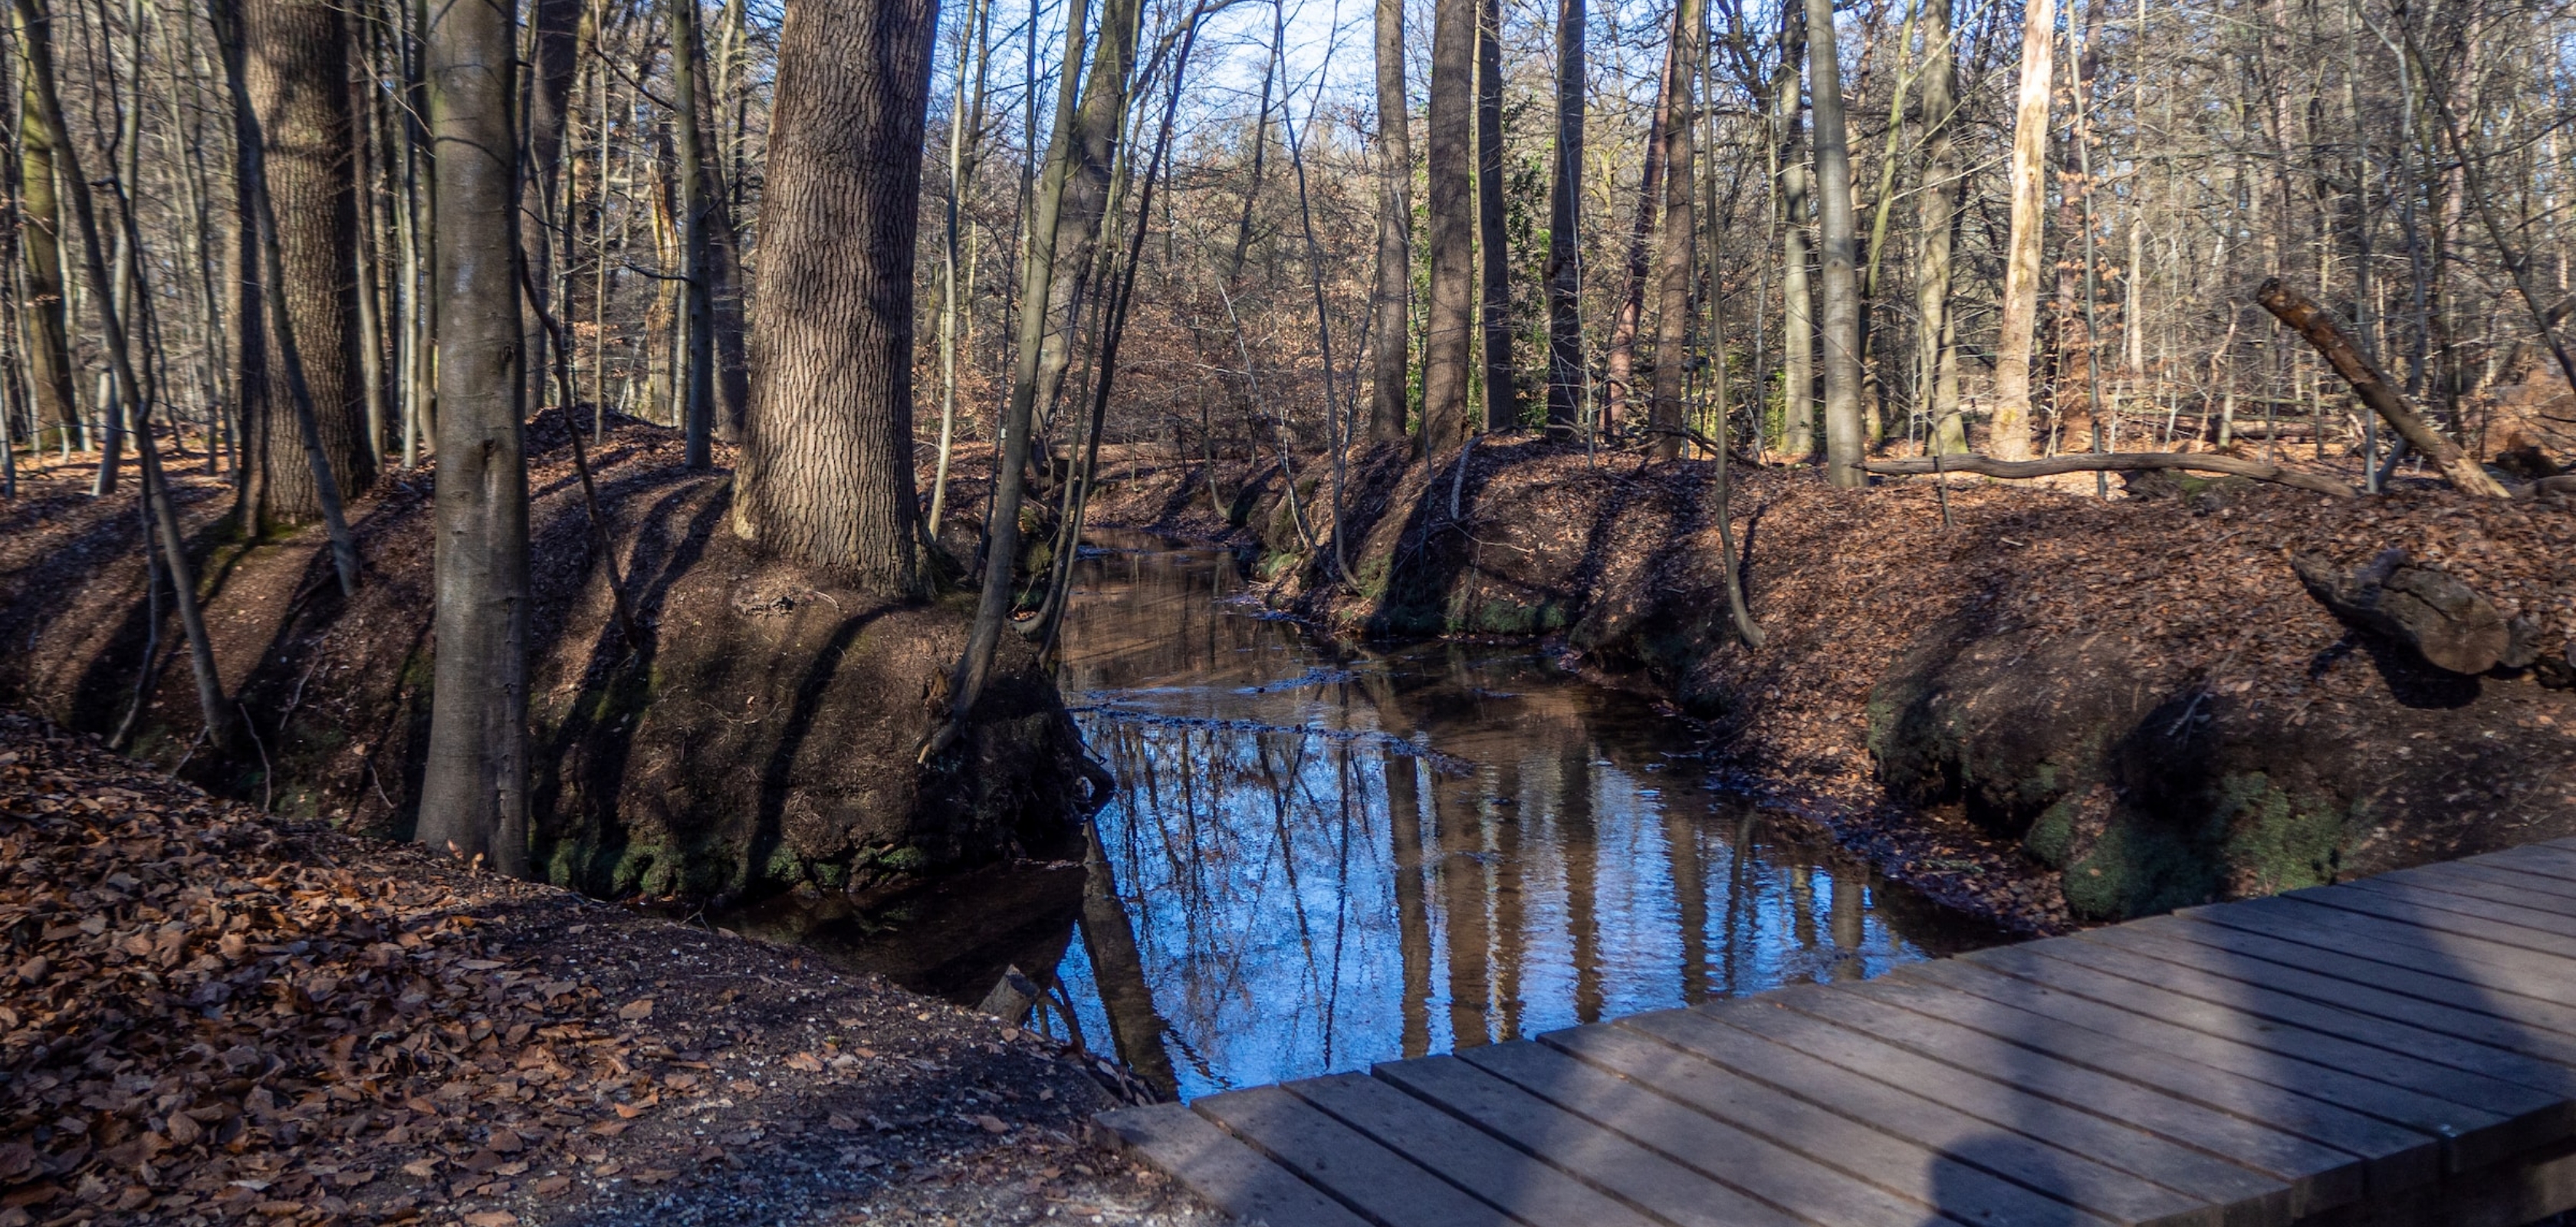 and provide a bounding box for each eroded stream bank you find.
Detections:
[726,532,2004,1100]
[1057,439,2576,936]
